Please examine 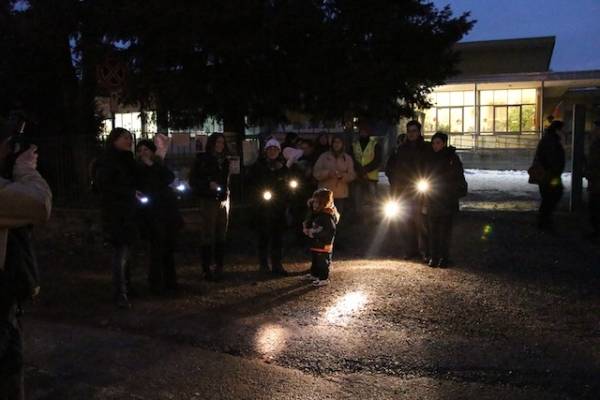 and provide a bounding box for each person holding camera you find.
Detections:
[0,126,52,400]
[135,140,183,294]
[189,133,231,281]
